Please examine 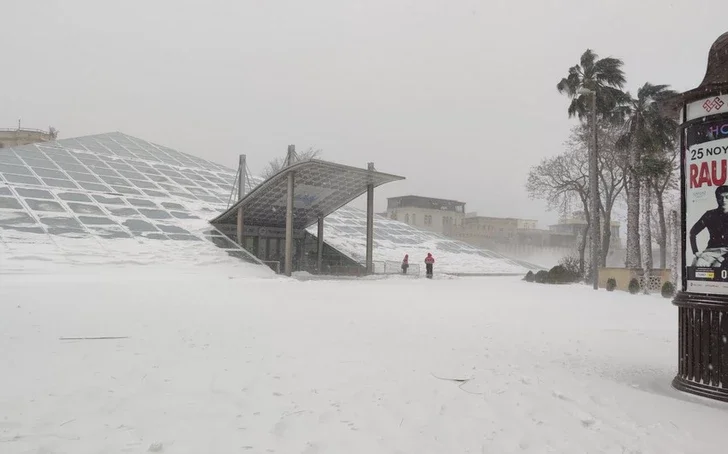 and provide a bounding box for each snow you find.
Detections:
[0,235,271,275]
[311,206,539,275]
[2,265,726,452]
[2,134,540,277]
